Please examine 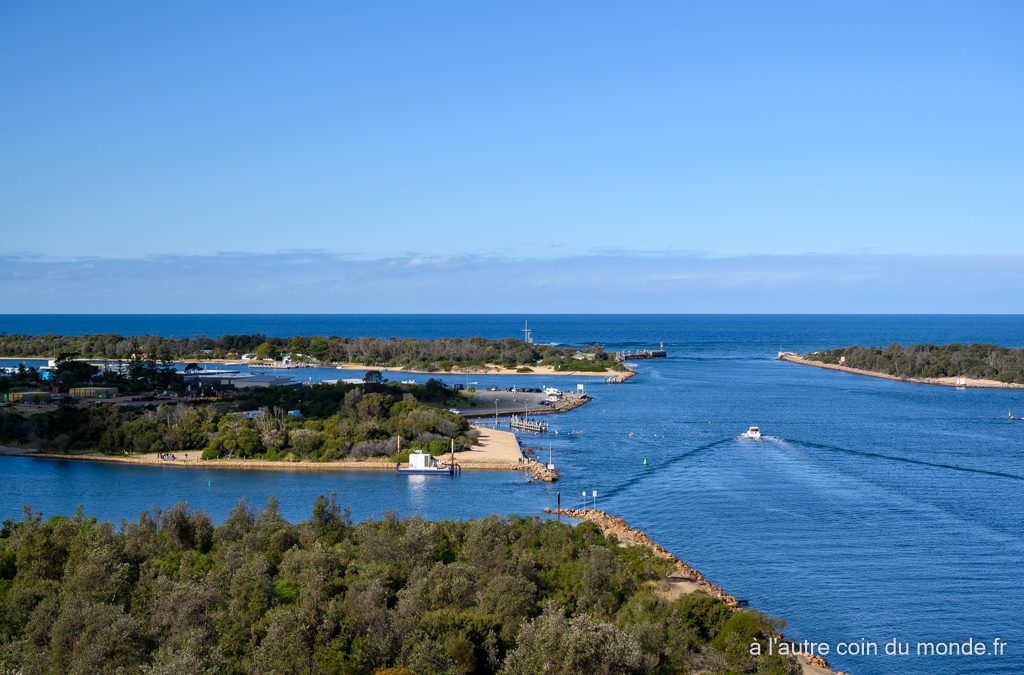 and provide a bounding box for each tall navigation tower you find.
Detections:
[522,320,533,344]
